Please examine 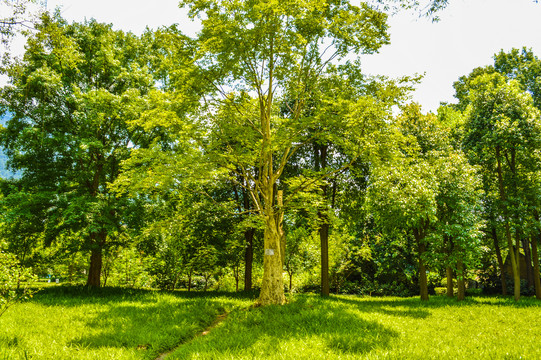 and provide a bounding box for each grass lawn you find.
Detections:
[0,287,254,360]
[2,288,541,359]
